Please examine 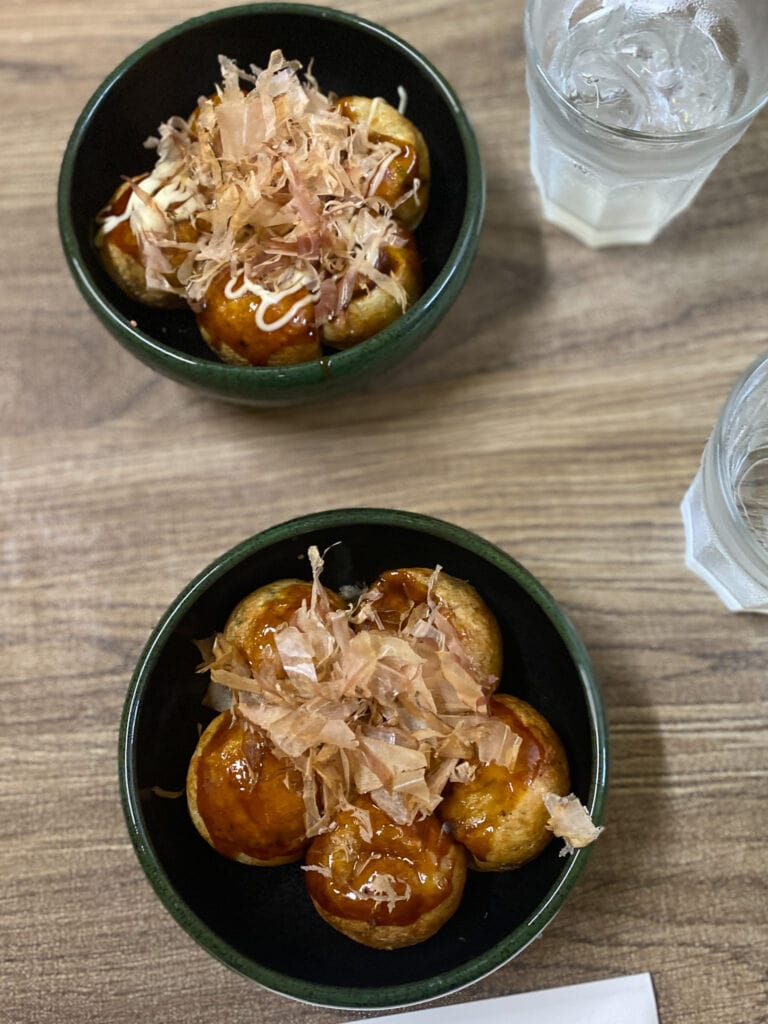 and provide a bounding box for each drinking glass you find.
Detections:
[524,0,768,247]
[682,353,768,612]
